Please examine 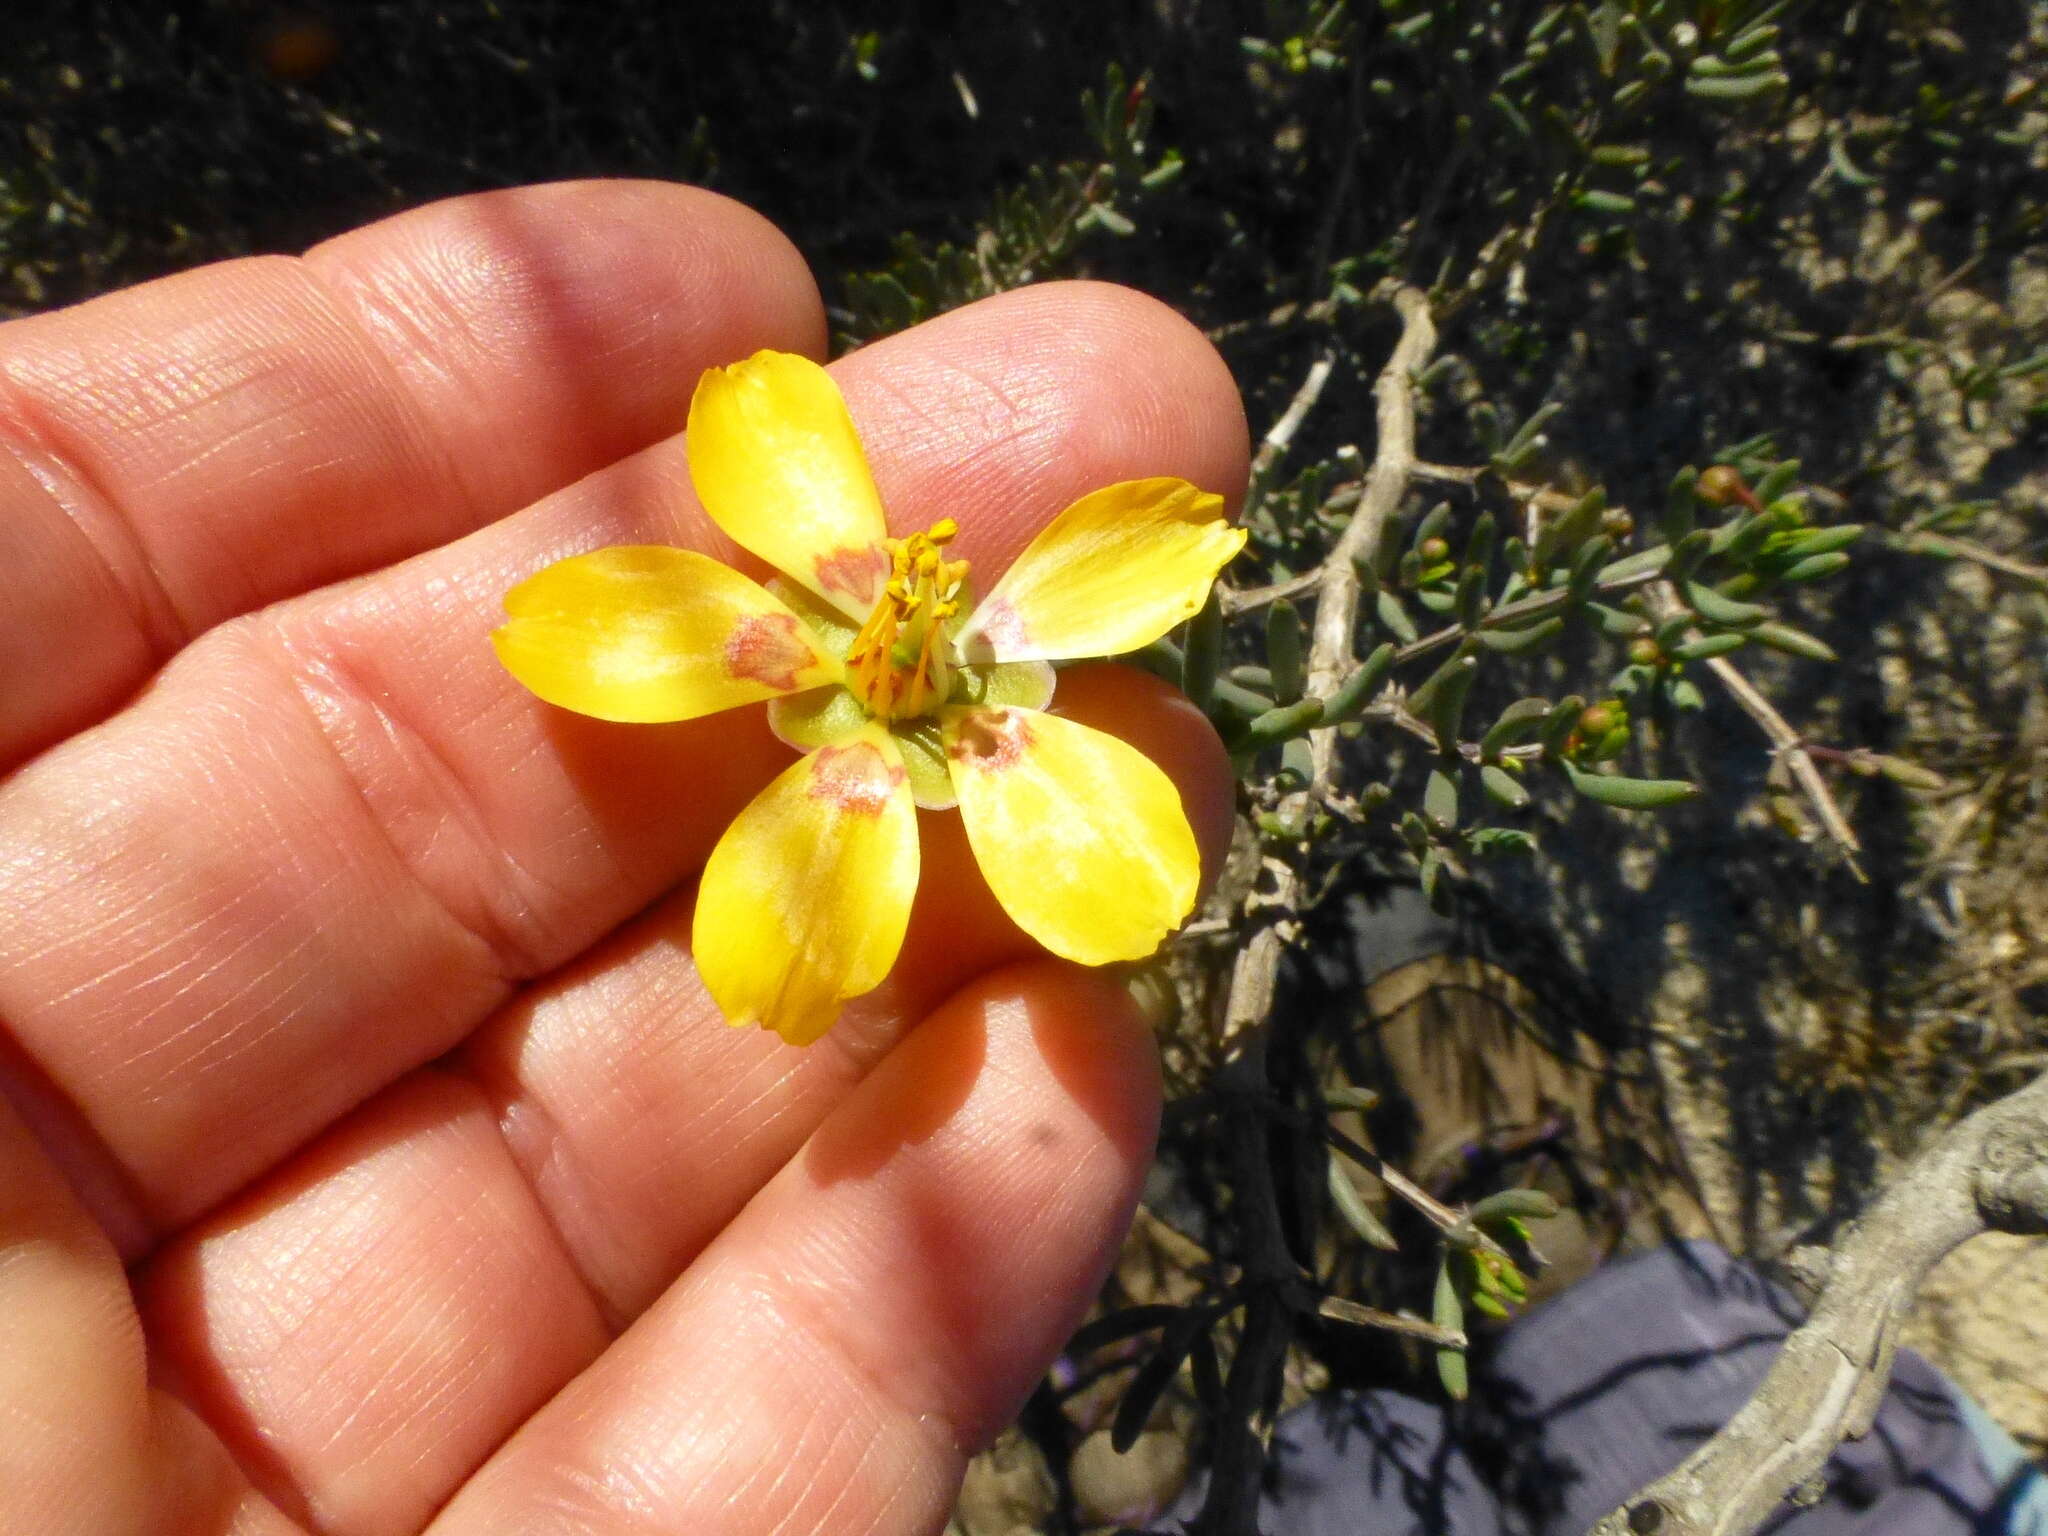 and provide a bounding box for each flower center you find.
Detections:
[845,519,969,721]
